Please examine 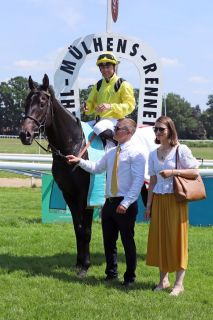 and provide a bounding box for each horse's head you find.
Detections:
[20,74,52,145]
